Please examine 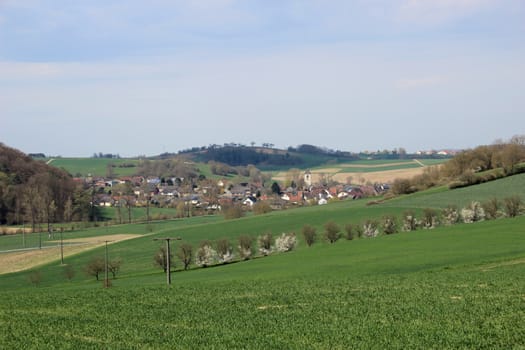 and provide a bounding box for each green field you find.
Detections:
[45,157,139,177]
[1,175,524,348]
